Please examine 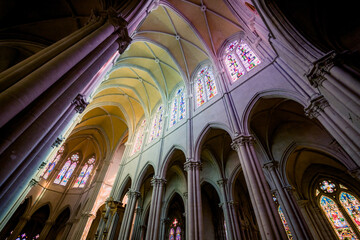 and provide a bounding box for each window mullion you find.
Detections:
[337,193,360,237]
